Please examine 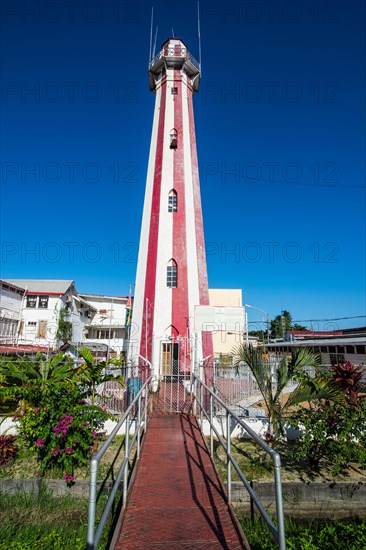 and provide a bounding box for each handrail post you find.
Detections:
[226,411,231,503]
[192,374,197,417]
[137,392,142,459]
[200,380,203,426]
[274,455,286,550]
[144,383,148,428]
[209,393,213,458]
[86,457,98,549]
[123,413,130,508]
